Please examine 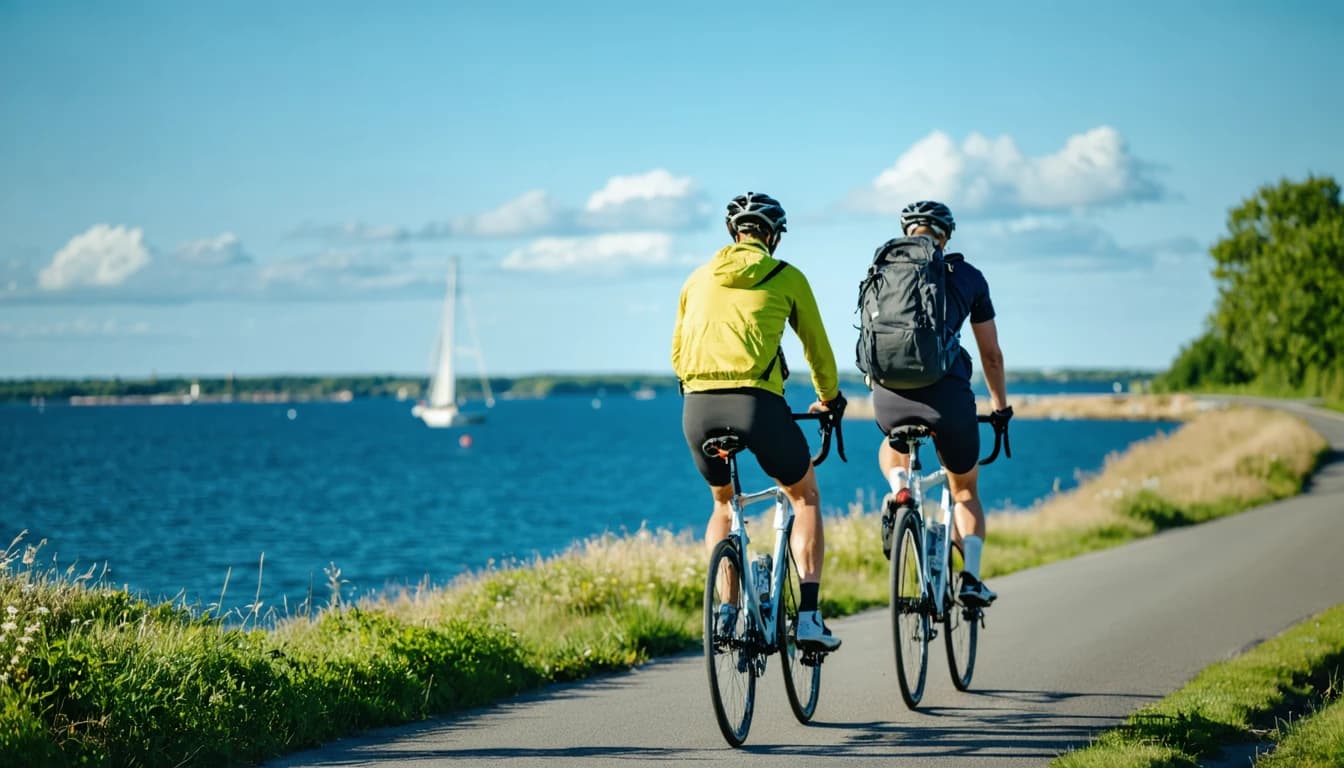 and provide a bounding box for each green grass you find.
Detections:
[1052,604,1344,768]
[0,405,1333,766]
[1259,695,1344,767]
